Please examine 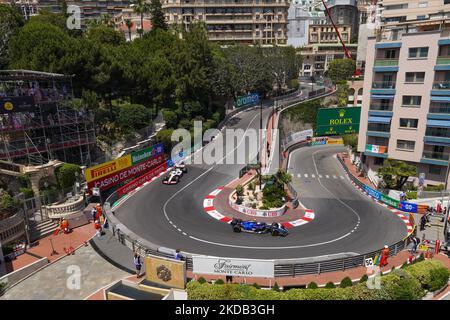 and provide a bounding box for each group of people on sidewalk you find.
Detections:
[91,204,108,238]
